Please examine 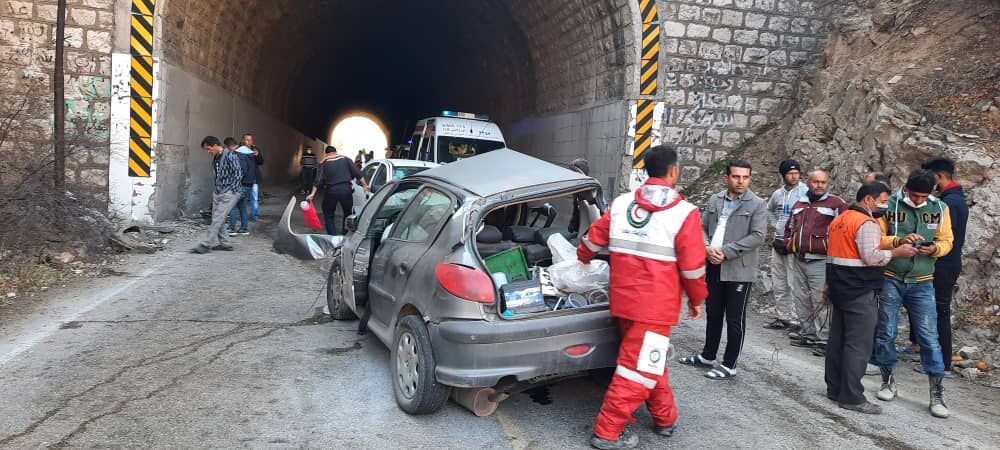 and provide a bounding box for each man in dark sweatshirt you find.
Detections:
[921,157,969,376]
